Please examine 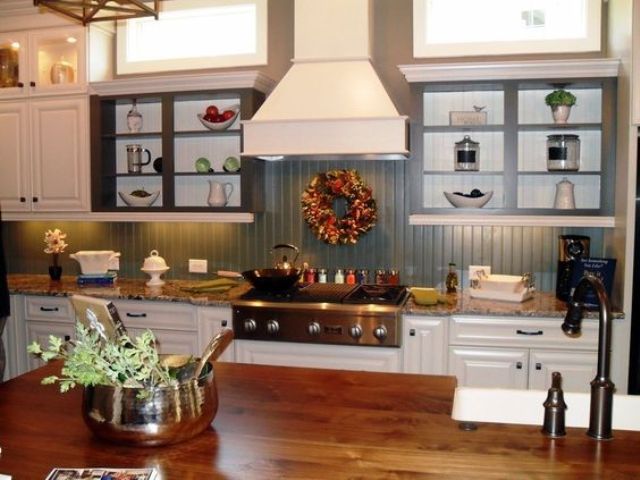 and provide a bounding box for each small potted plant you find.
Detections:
[545,89,577,124]
[43,228,68,281]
